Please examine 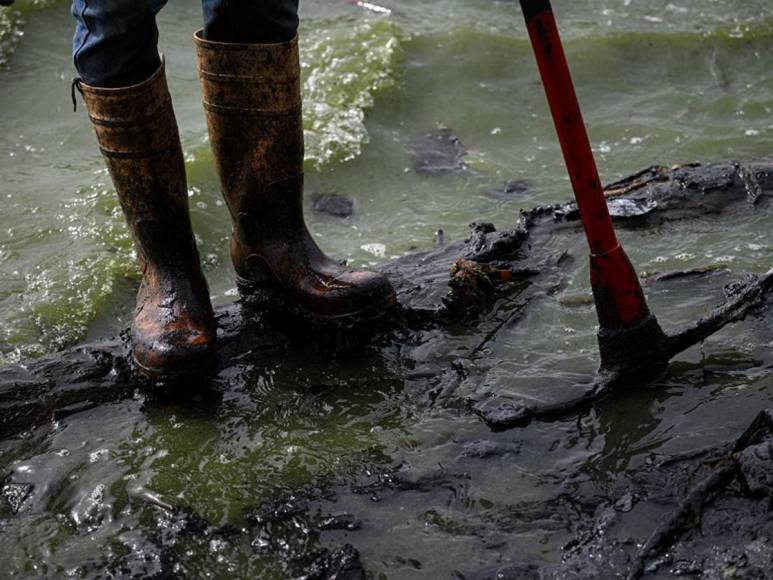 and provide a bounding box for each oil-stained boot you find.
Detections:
[194,32,396,320]
[79,62,217,379]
